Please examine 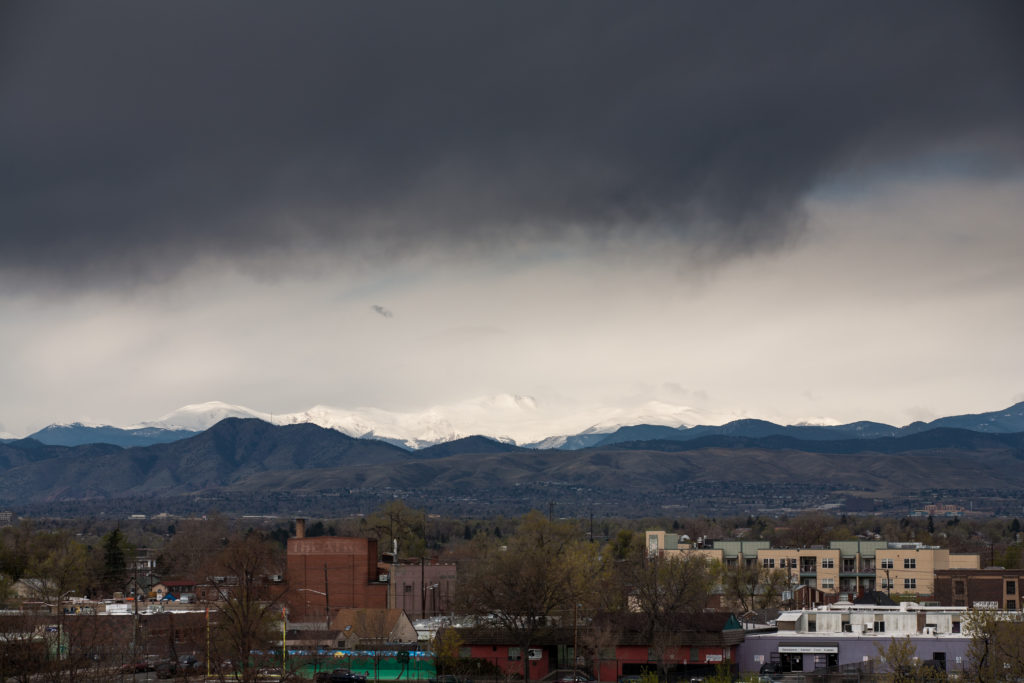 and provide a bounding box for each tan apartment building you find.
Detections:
[646,532,979,600]
[874,543,979,597]
[645,530,730,564]
[755,547,841,593]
